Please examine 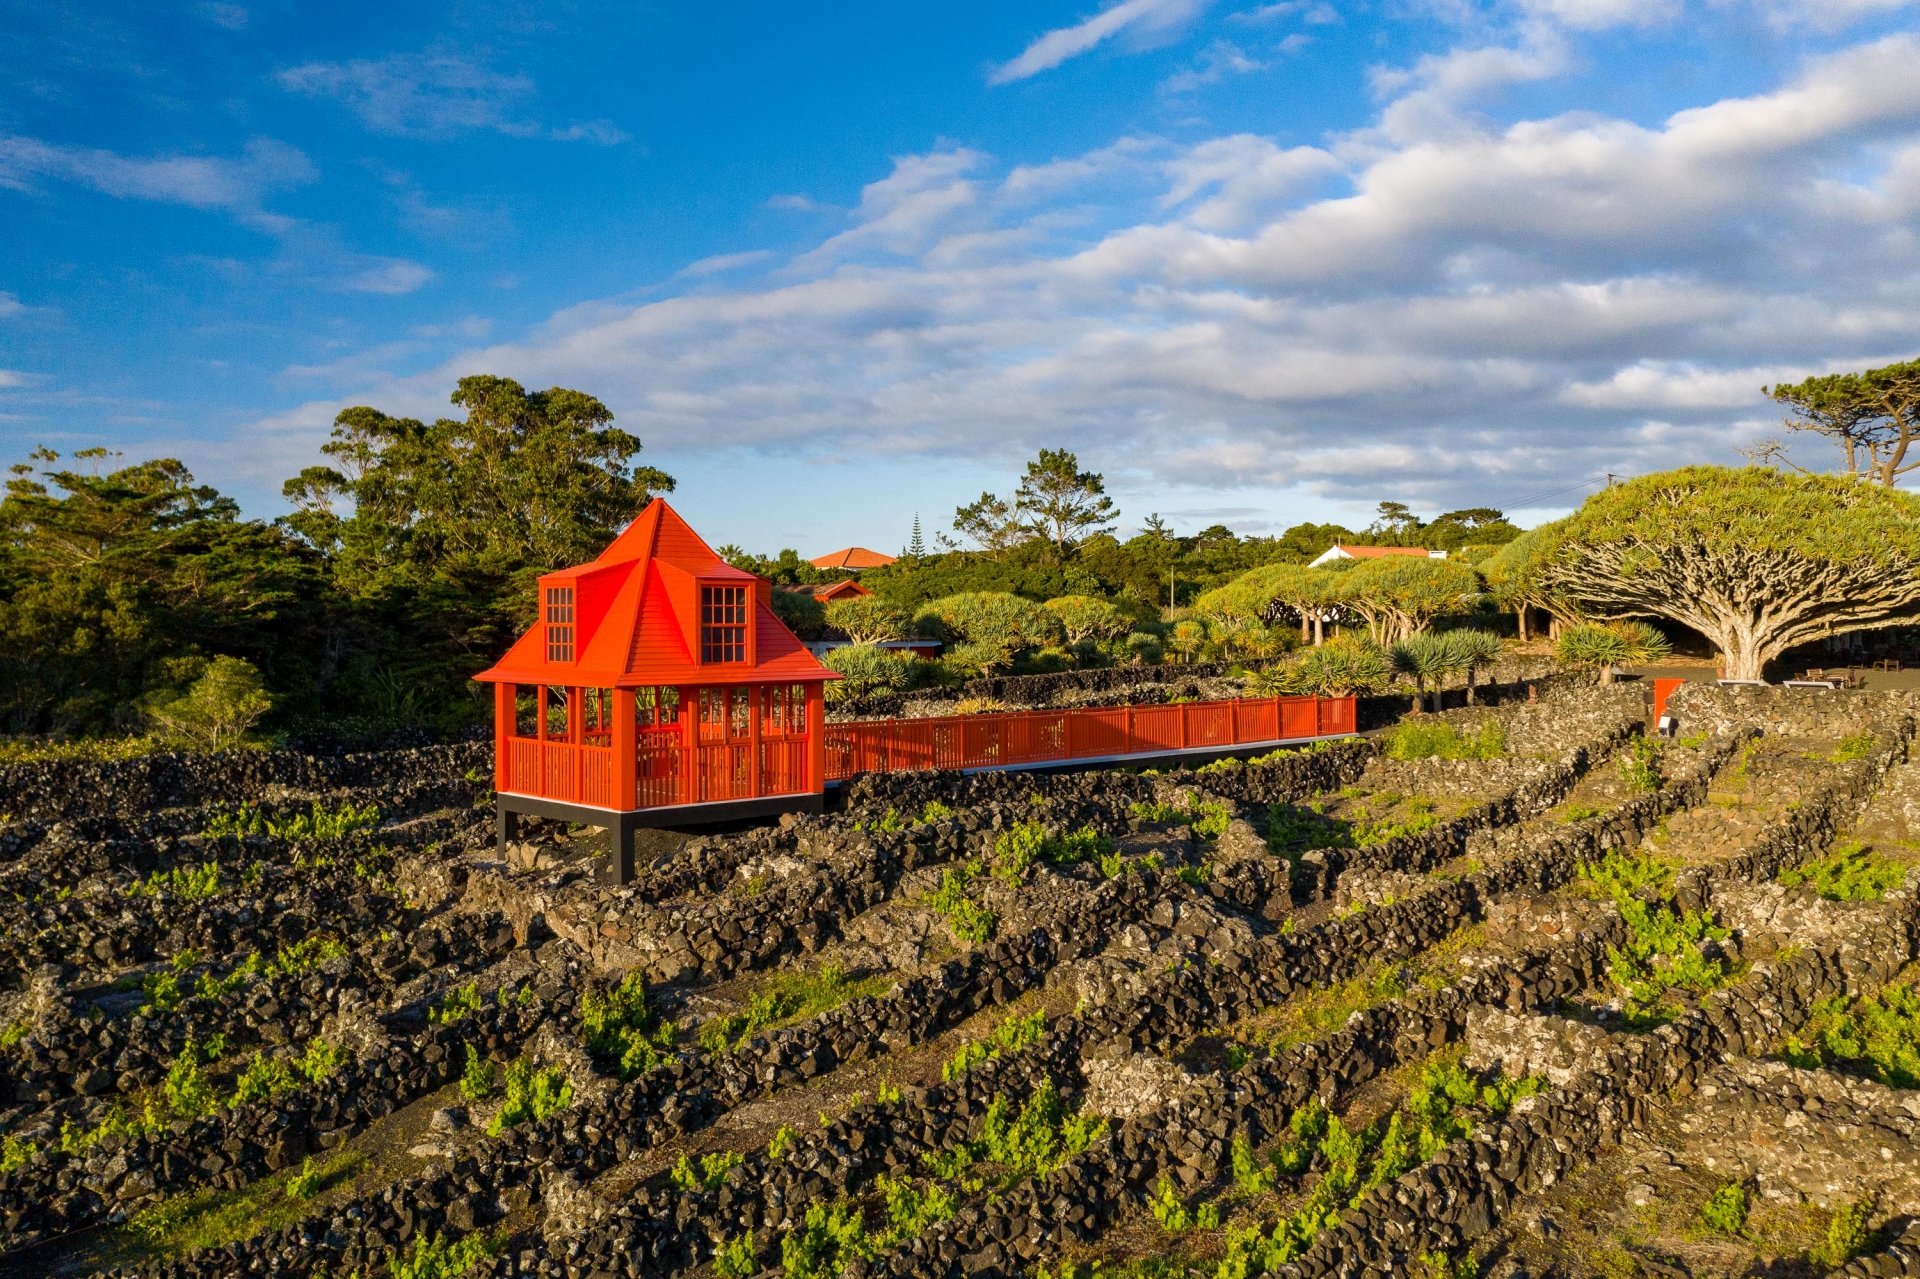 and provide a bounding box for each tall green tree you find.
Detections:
[283,376,673,704]
[1762,358,1920,485]
[1015,448,1117,553]
[1537,466,1920,681]
[0,450,317,734]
